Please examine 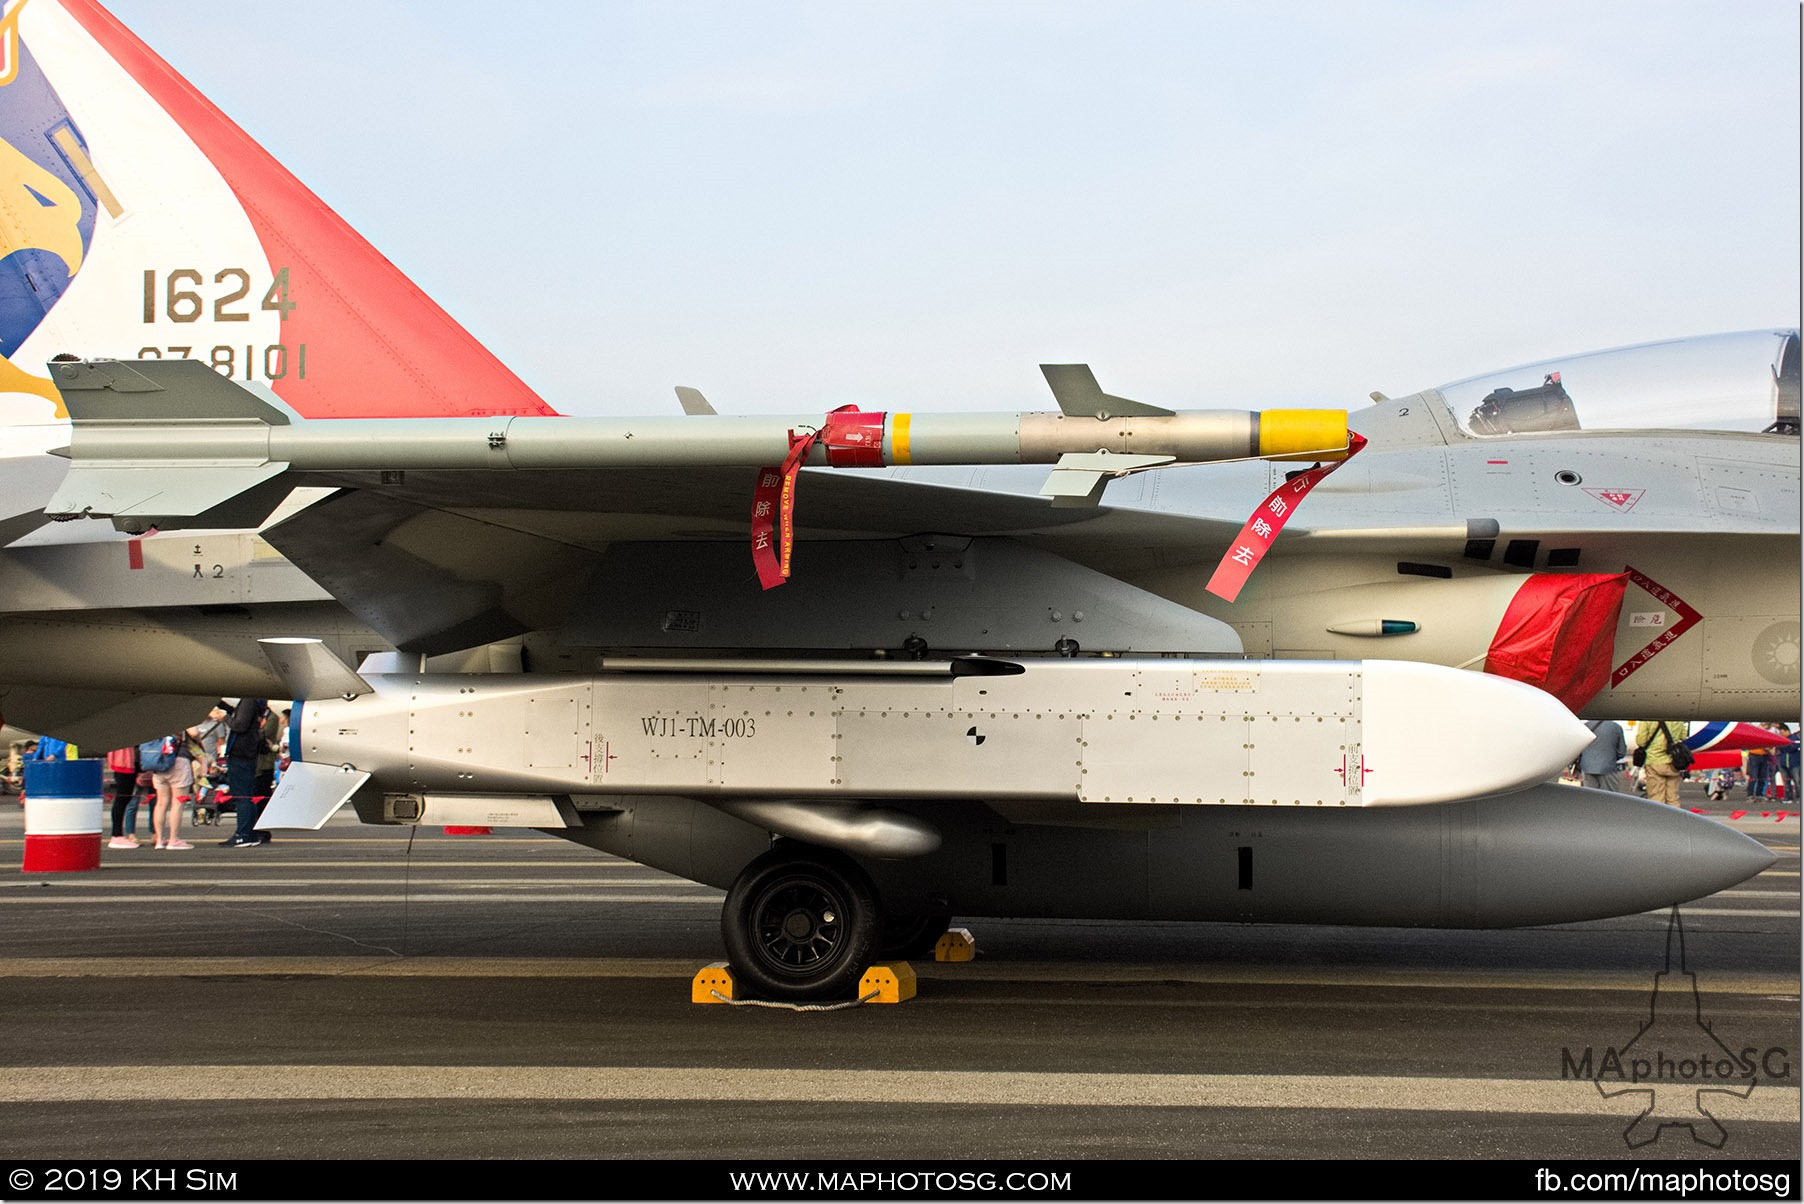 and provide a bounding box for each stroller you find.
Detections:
[191,762,227,825]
